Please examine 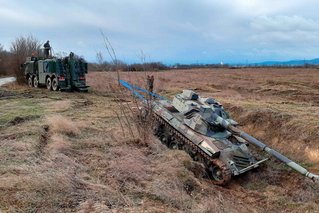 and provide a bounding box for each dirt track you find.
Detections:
[0,77,16,87]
